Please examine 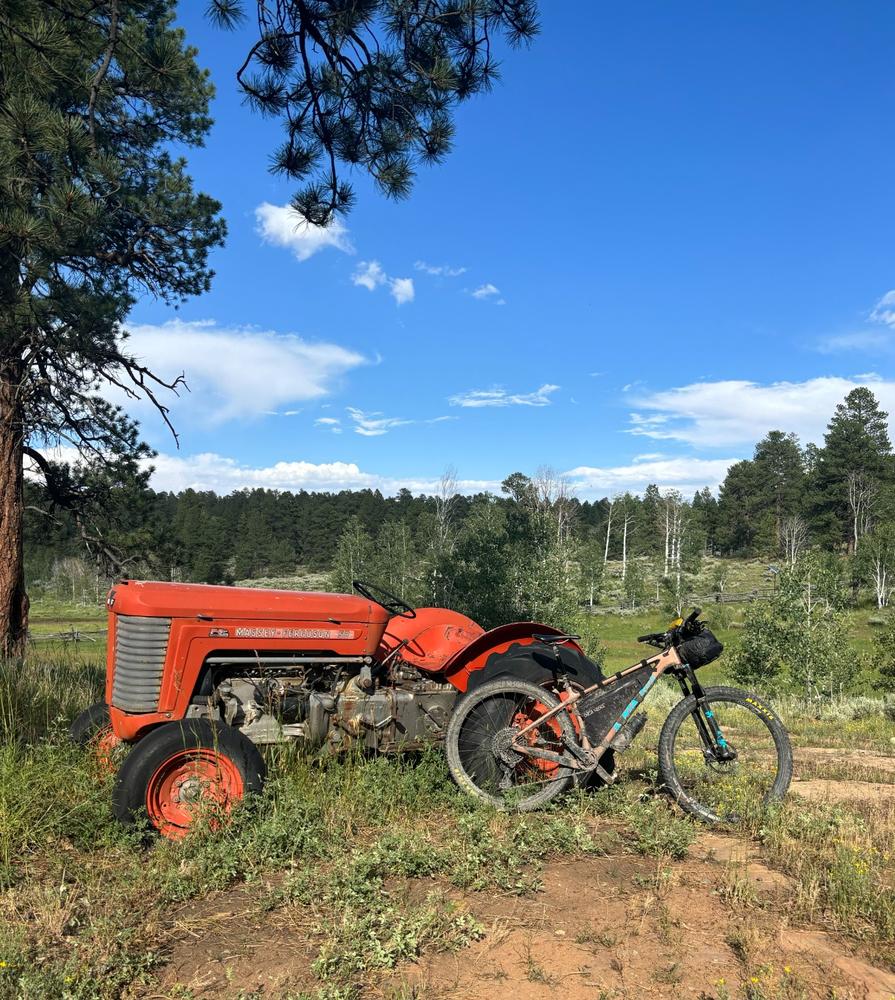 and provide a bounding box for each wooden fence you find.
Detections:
[583,587,777,614]
[27,628,108,644]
